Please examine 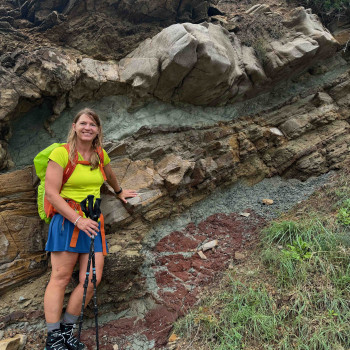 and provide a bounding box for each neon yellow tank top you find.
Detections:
[49,146,110,203]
